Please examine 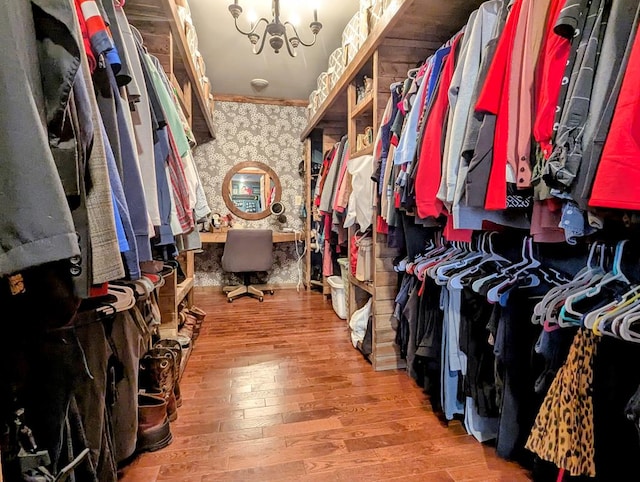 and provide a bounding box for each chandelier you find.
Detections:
[228,1,323,57]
